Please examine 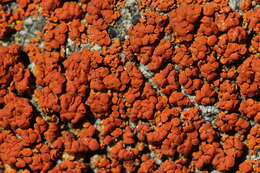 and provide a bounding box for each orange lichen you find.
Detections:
[195,83,216,105]
[130,96,157,121]
[168,3,201,42]
[179,67,202,94]
[153,64,180,95]
[237,55,260,98]
[42,23,68,50]
[239,99,260,123]
[169,91,192,107]
[0,0,259,172]
[86,92,111,118]
[217,80,239,111]
[124,9,167,61]
[25,46,65,94]
[54,2,82,21]
[0,93,33,129]
[247,125,260,153]
[34,87,61,113]
[41,0,62,12]
[0,45,27,102]
[215,112,250,134]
